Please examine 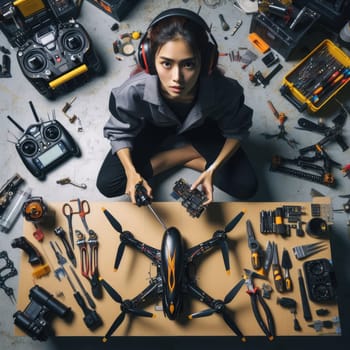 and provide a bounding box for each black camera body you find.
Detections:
[16,119,80,179]
[0,0,102,98]
[13,285,72,341]
[303,258,337,303]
